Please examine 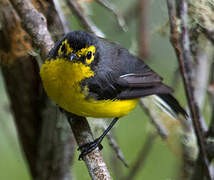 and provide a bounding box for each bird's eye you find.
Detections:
[86,51,92,59]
